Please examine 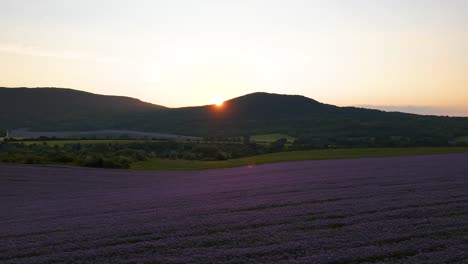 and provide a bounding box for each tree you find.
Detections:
[269,138,287,152]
